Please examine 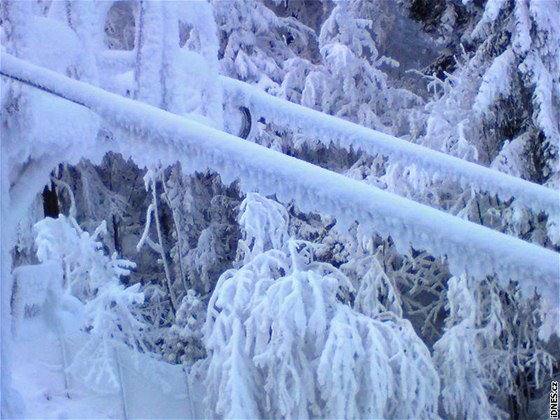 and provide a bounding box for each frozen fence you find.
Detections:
[221,76,560,219]
[1,51,558,330]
